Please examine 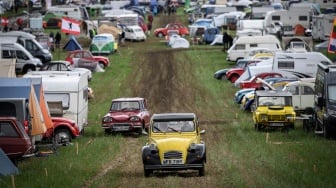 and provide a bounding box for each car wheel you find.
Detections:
[144,169,152,177]
[198,165,205,176]
[99,62,105,69]
[158,32,164,38]
[229,74,239,83]
[54,128,71,144]
[220,75,226,80]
